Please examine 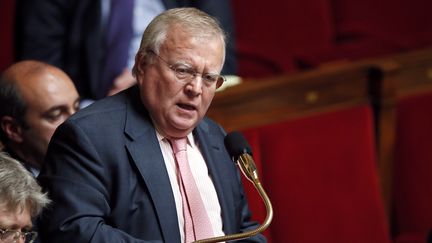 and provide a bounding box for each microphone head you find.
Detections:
[224,131,252,162]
